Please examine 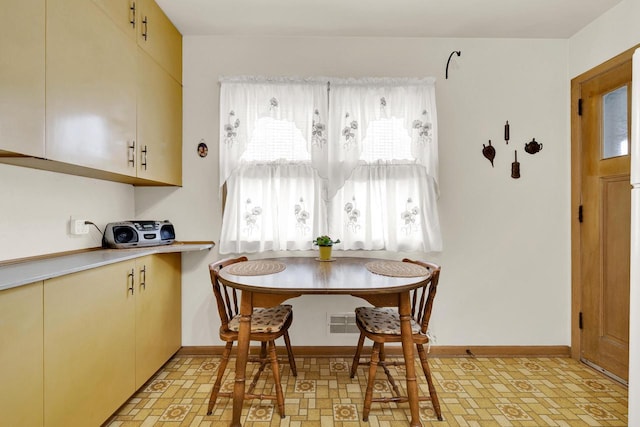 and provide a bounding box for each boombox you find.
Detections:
[102,220,175,249]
